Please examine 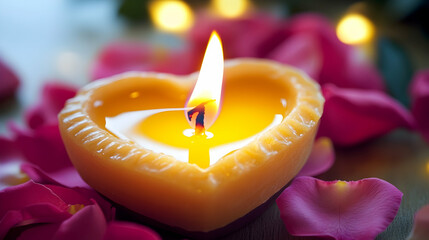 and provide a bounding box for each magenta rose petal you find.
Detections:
[1,206,68,240]
[0,181,71,239]
[71,192,115,221]
[36,184,114,221]
[268,33,322,79]
[17,223,61,240]
[188,14,279,59]
[25,82,77,129]
[91,42,161,80]
[0,58,20,101]
[153,48,199,75]
[318,84,415,146]
[297,137,335,177]
[53,204,107,240]
[276,176,403,239]
[0,181,69,215]
[104,221,161,240]
[408,204,429,240]
[0,136,19,161]
[21,163,89,189]
[10,123,72,173]
[19,205,108,240]
[410,70,429,143]
[344,51,386,92]
[0,181,114,238]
